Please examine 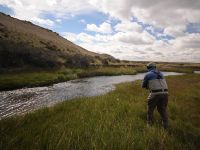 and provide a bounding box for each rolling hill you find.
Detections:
[0,12,118,71]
